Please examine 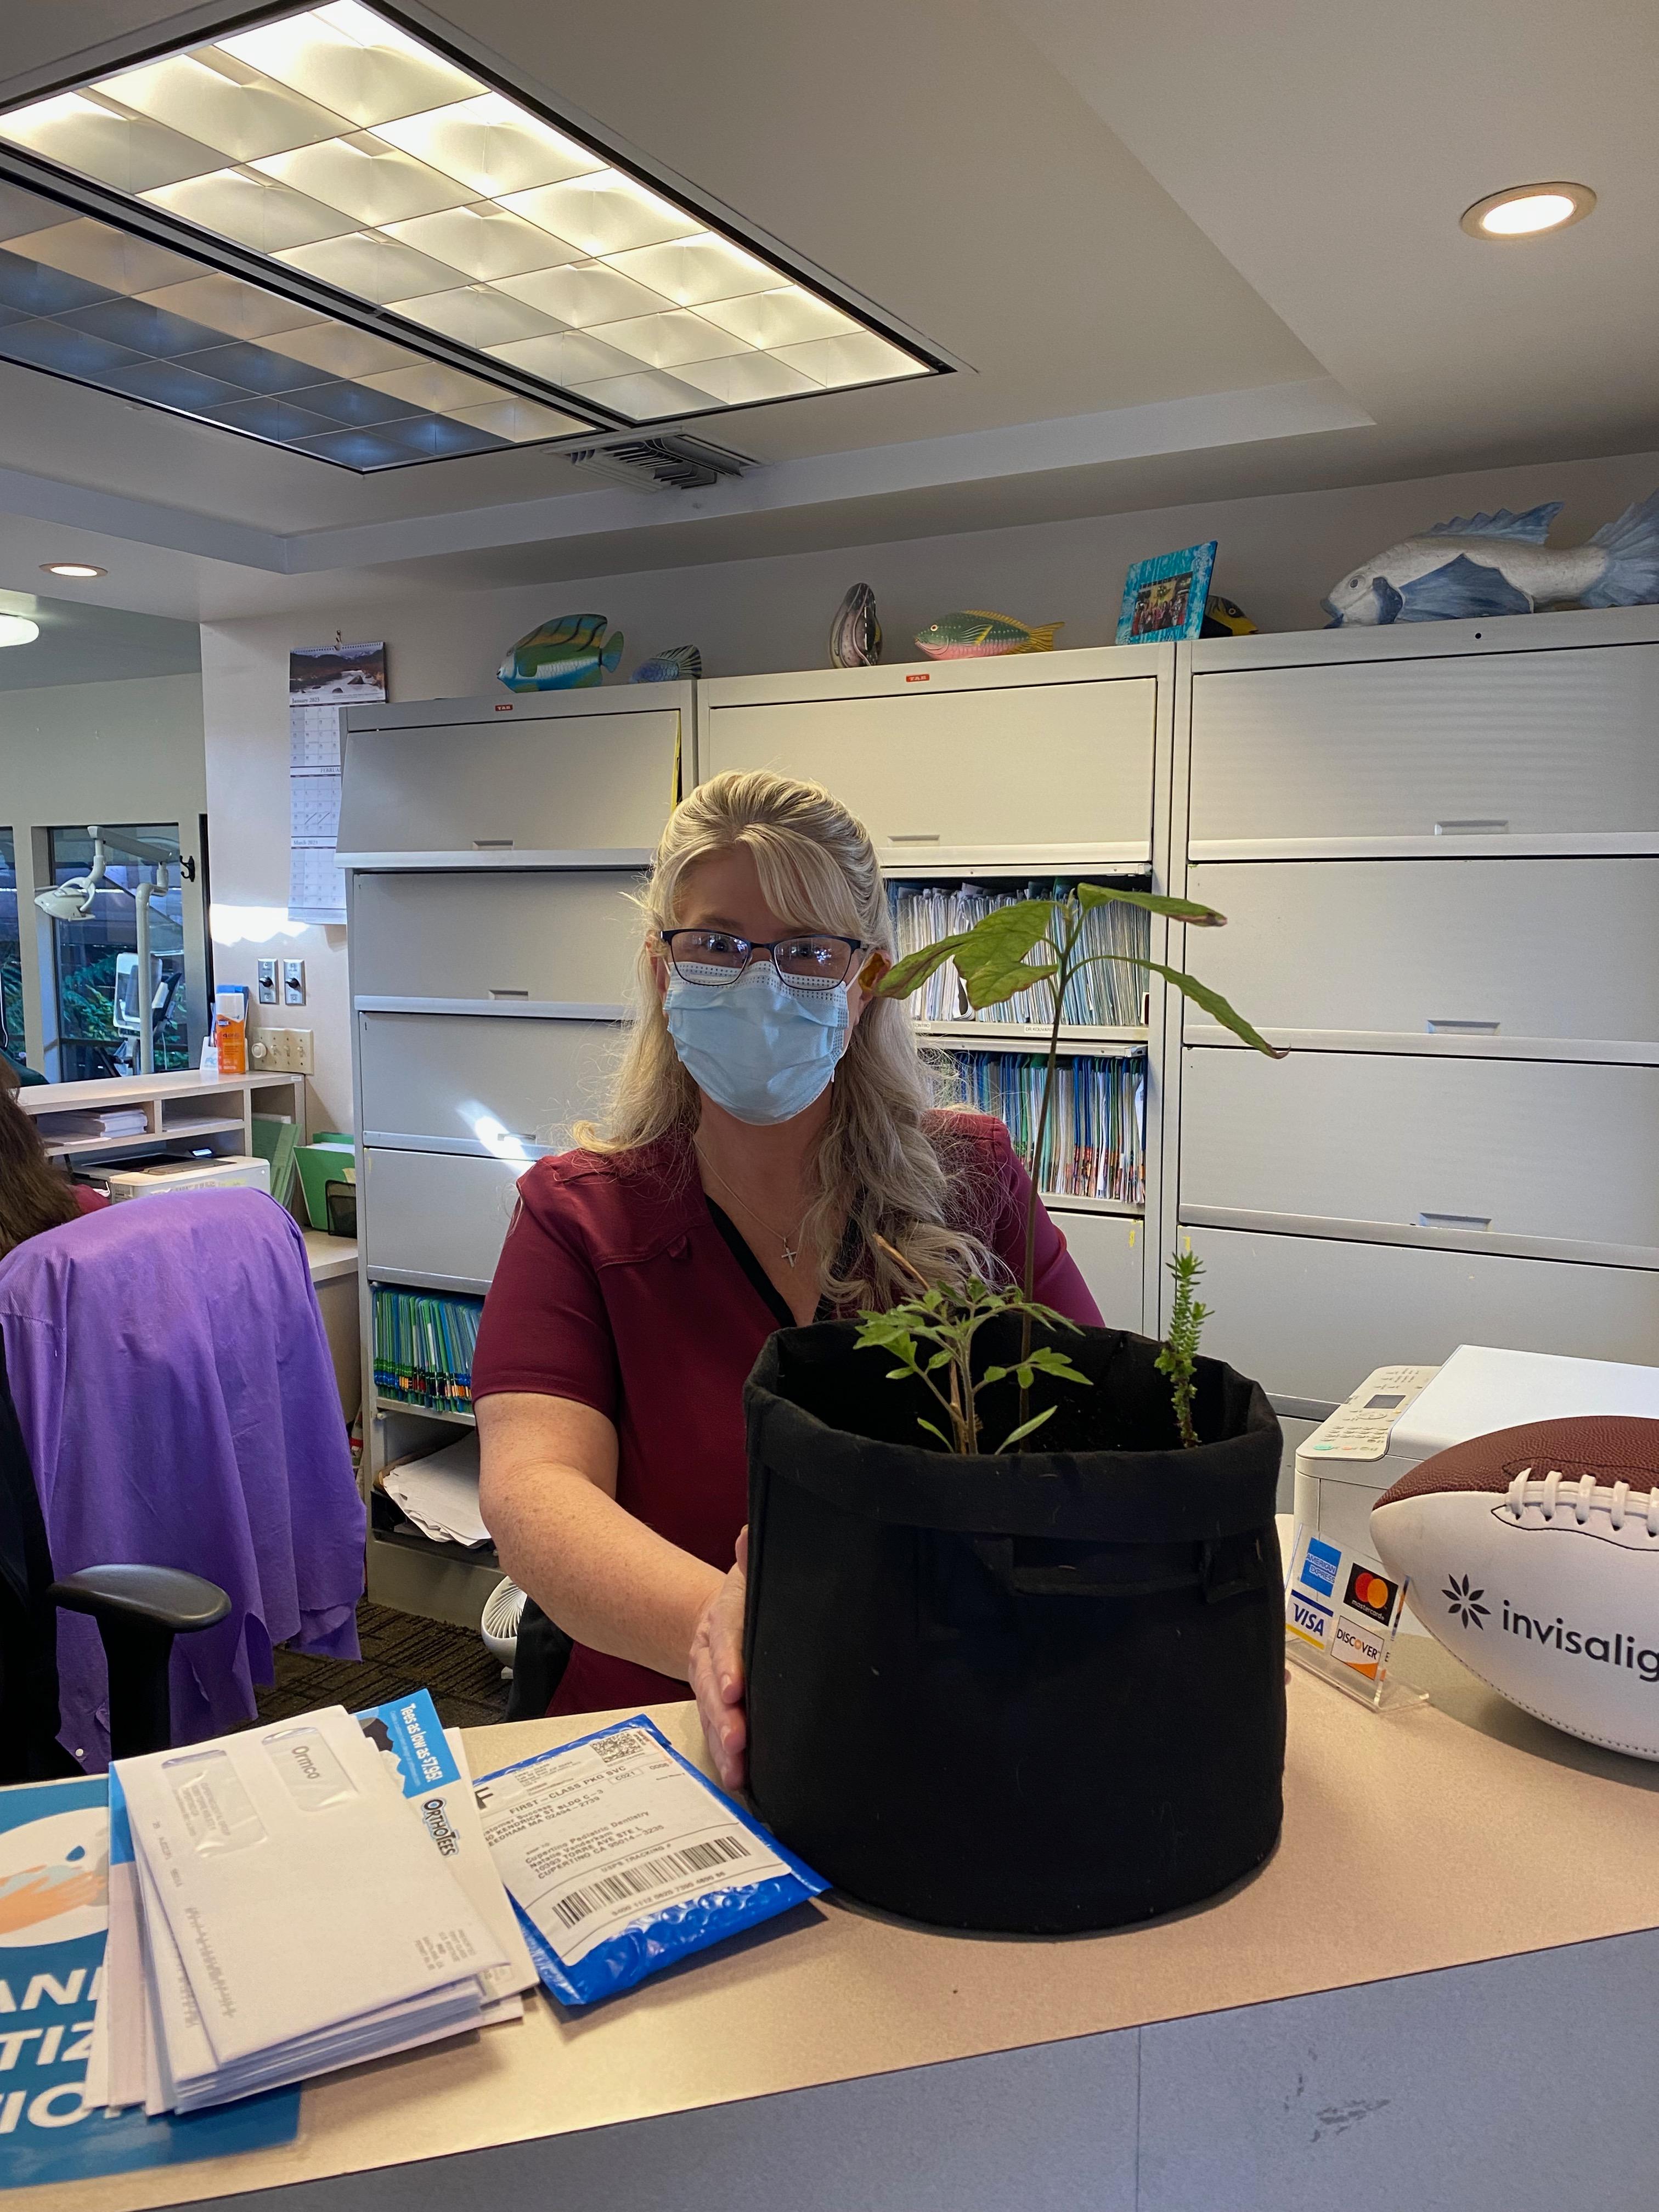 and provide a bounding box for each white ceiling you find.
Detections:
[0,582,199,687]
[0,0,1650,619]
